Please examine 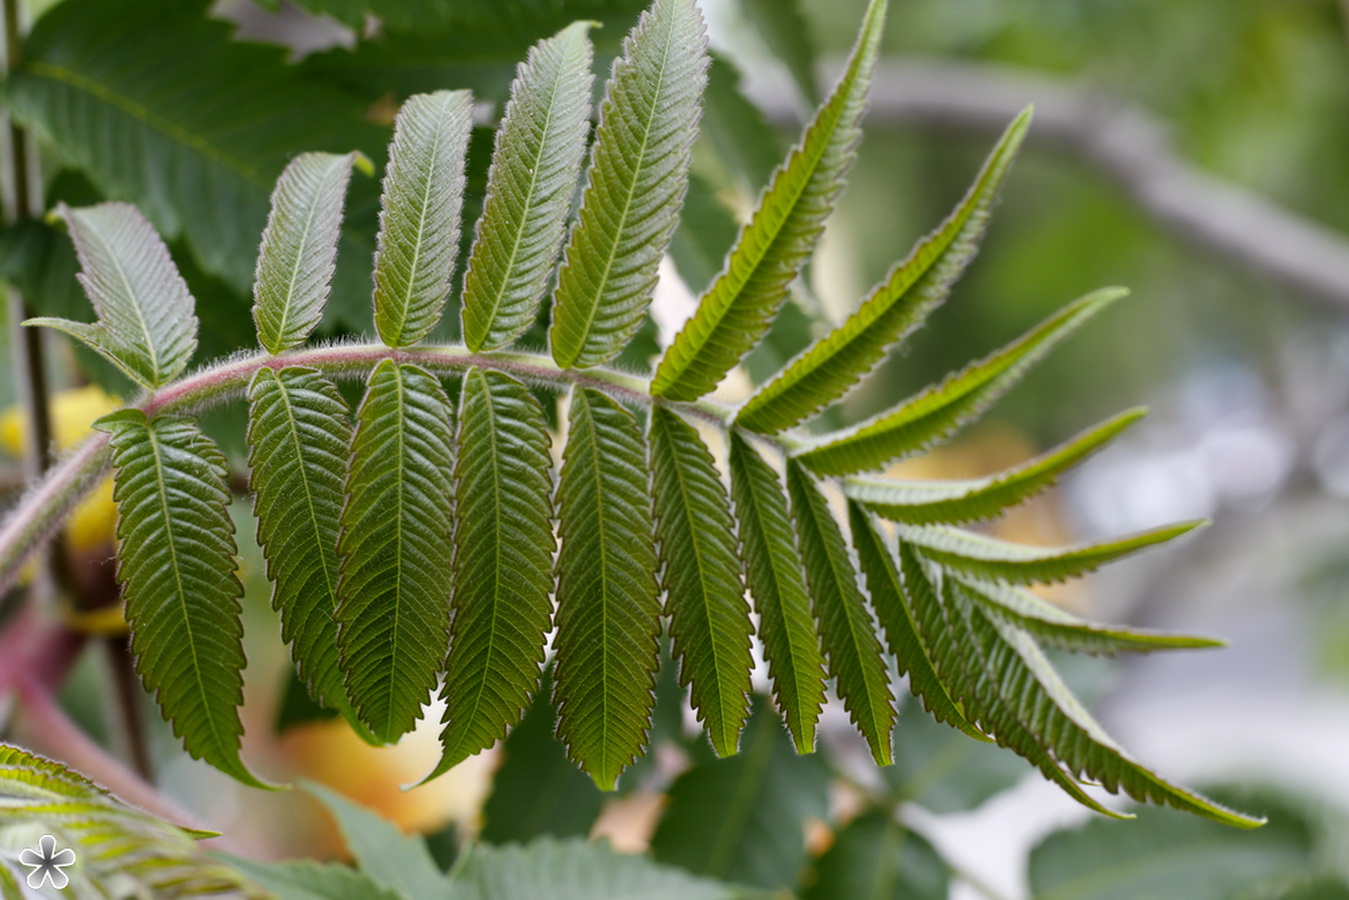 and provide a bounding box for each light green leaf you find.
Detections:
[479,668,604,844]
[896,519,1204,585]
[222,857,404,900]
[650,696,830,890]
[462,22,595,352]
[649,406,752,757]
[950,574,1224,656]
[246,367,354,720]
[451,837,762,900]
[304,781,448,898]
[726,433,824,753]
[26,203,196,389]
[373,90,475,348]
[651,0,887,401]
[92,409,269,788]
[959,593,1262,827]
[337,361,456,742]
[0,744,262,897]
[848,502,987,742]
[549,0,709,369]
[844,408,1144,525]
[896,545,1131,818]
[553,388,661,789]
[431,368,556,777]
[785,460,895,765]
[253,152,364,355]
[793,287,1125,476]
[801,812,949,900]
[736,110,1031,433]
